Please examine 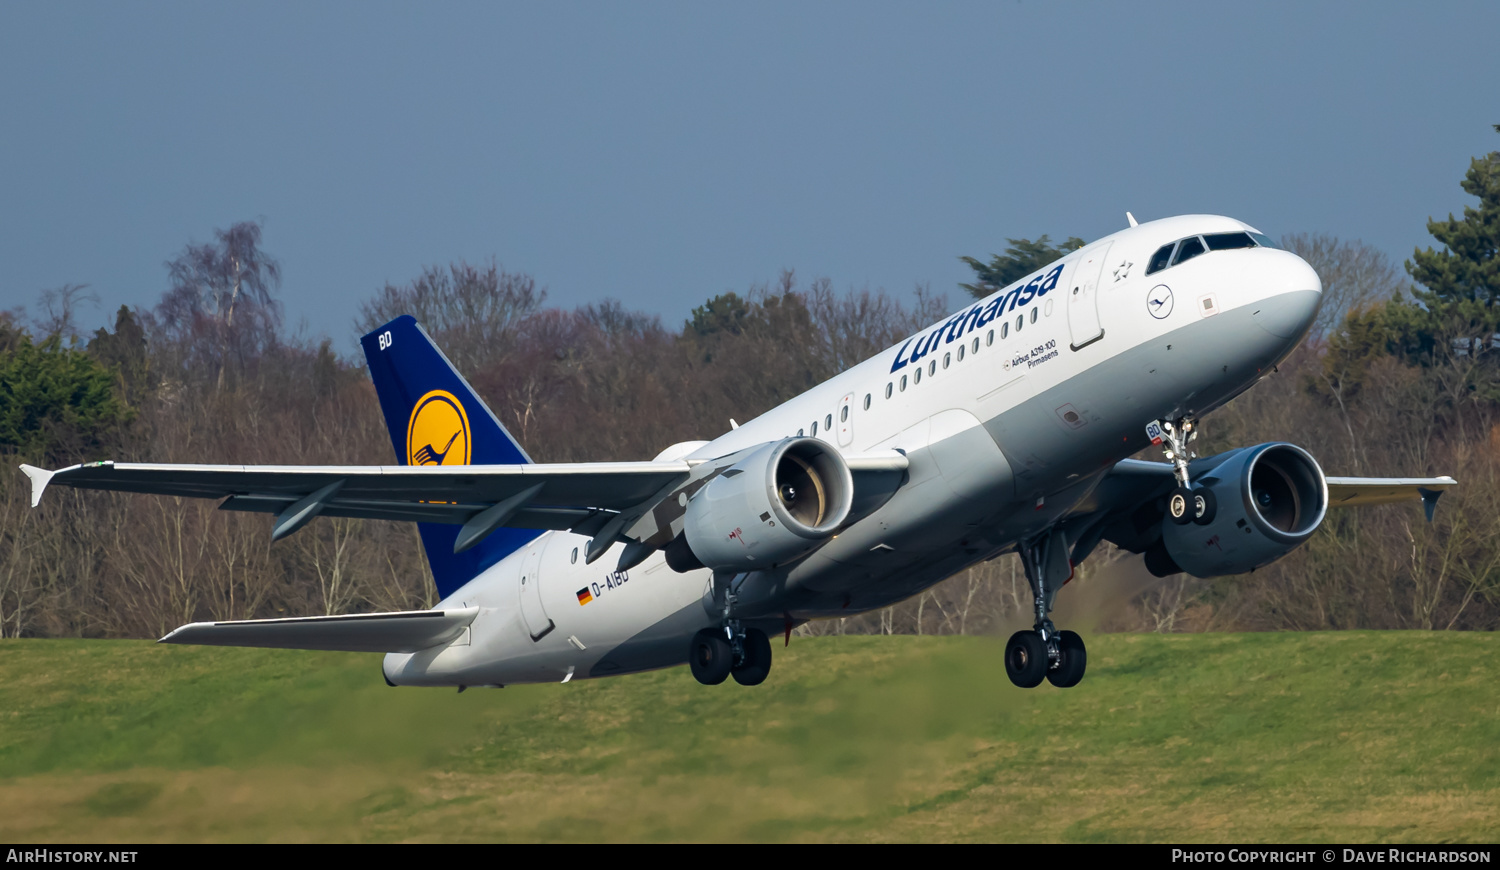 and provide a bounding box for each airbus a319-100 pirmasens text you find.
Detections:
[21,215,1457,689]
